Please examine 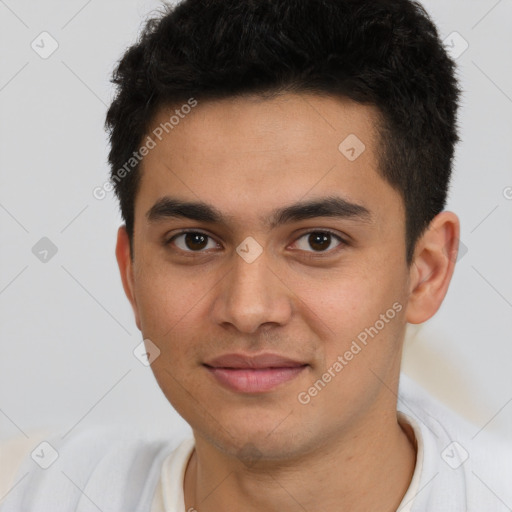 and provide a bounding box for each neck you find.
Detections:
[184,410,416,512]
